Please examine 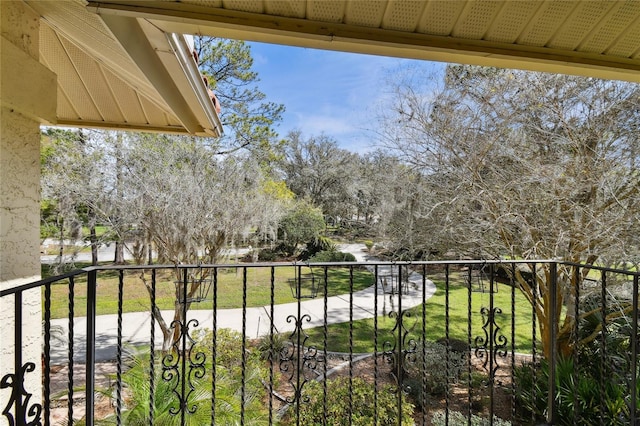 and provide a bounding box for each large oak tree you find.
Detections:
[379,65,640,357]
